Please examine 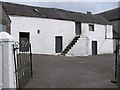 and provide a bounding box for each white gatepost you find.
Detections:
[0,32,16,89]
[0,36,2,90]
